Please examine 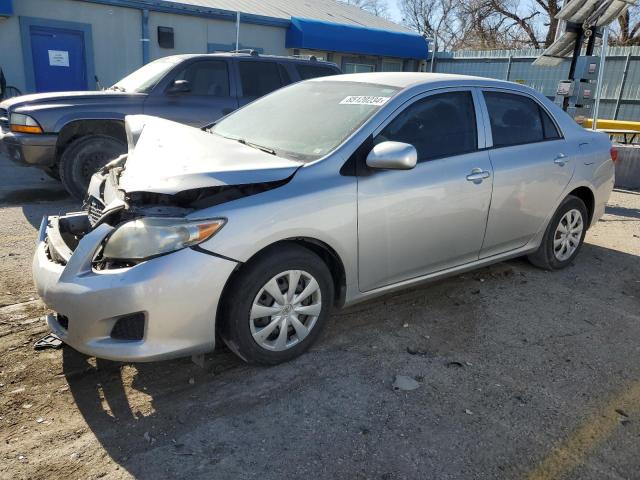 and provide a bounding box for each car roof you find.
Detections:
[312,72,524,90]
[157,53,339,67]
